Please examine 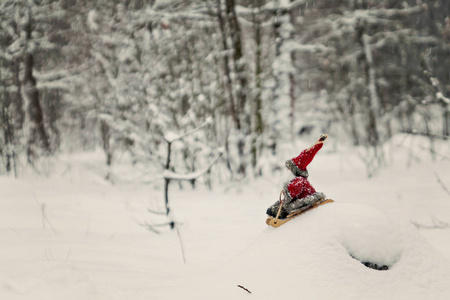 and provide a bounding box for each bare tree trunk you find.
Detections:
[444,110,449,137]
[288,8,297,141]
[22,9,50,161]
[271,1,295,150]
[164,141,172,217]
[357,30,384,176]
[226,0,249,175]
[251,0,264,173]
[421,52,450,138]
[226,0,248,126]
[1,105,13,174]
[100,120,112,166]
[216,0,240,130]
[362,33,381,147]
[423,107,436,160]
